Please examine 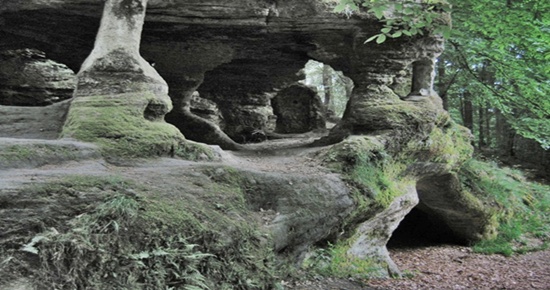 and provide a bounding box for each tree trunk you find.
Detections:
[478,105,485,150]
[322,64,332,106]
[485,107,492,149]
[437,58,449,110]
[461,91,474,133]
[495,109,515,157]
